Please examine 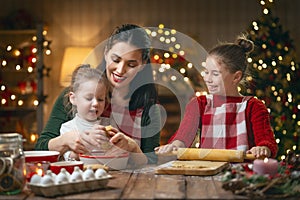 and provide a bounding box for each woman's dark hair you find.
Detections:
[98,24,158,114]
